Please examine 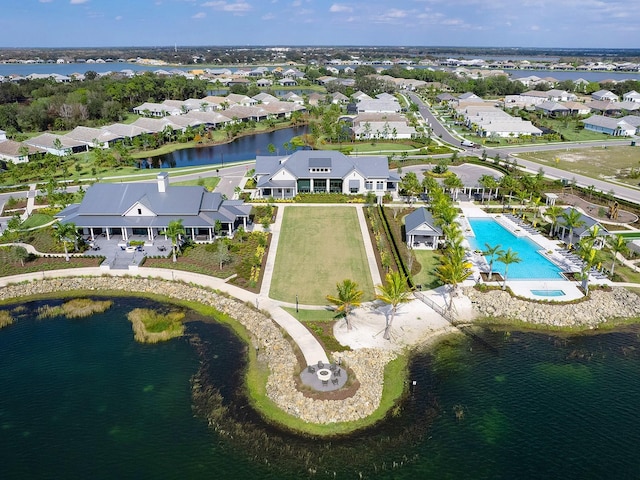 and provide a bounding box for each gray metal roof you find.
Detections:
[58,179,249,229]
[405,207,442,236]
[255,150,396,183]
